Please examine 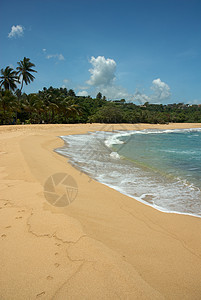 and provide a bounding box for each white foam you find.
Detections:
[56,129,201,218]
[110,152,121,159]
[105,136,124,147]
[104,128,201,148]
